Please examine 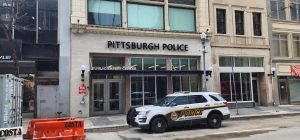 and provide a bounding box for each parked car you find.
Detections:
[127,91,230,133]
